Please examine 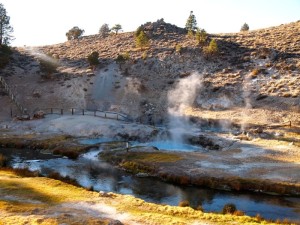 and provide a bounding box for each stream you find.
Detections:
[1,144,300,223]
